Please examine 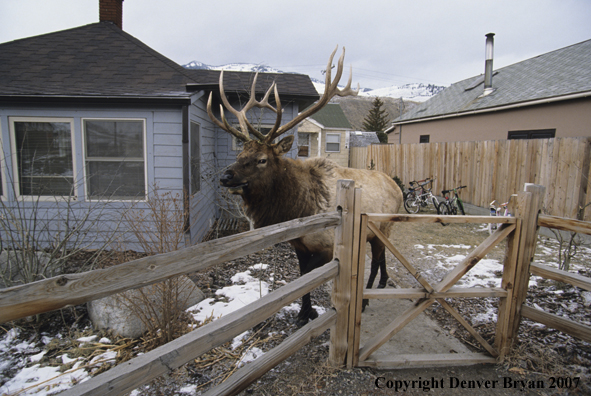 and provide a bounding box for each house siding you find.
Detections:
[0,104,195,252]
[389,91,591,143]
[188,96,218,244]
